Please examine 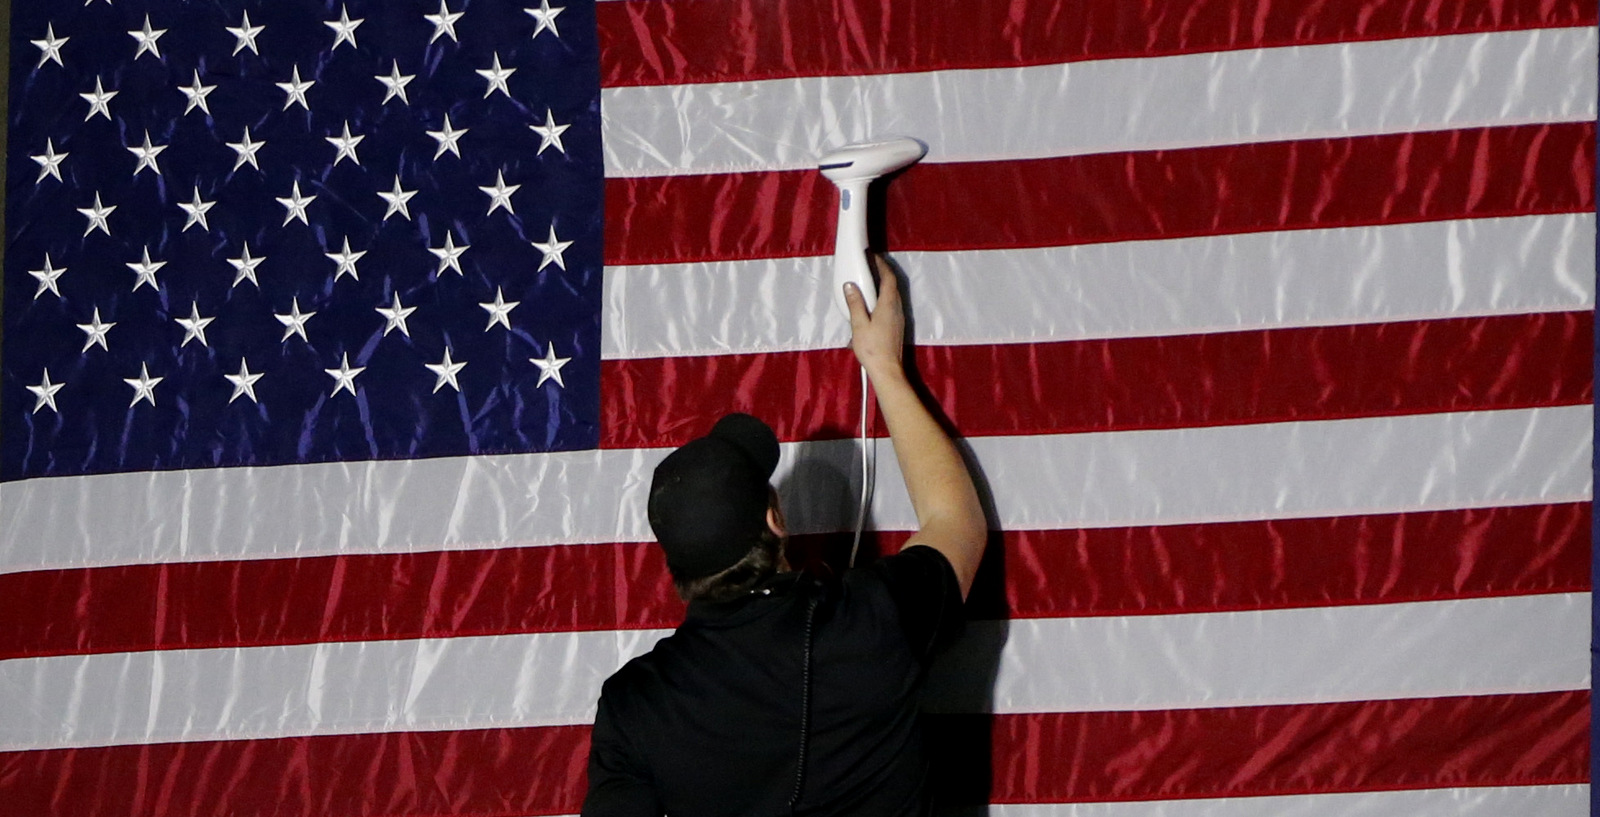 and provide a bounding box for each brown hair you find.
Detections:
[673,527,784,603]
